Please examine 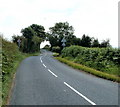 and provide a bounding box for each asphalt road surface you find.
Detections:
[9,50,118,105]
